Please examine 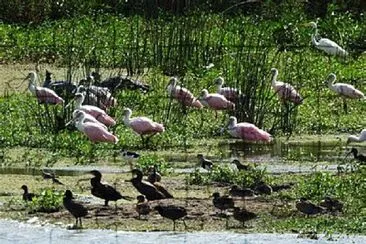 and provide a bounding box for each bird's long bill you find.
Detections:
[65,117,76,126]
[343,151,352,161]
